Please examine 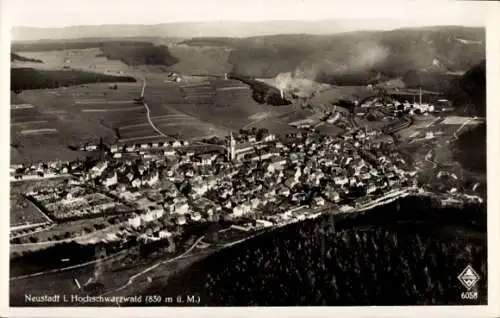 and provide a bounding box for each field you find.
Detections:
[395,115,442,140]
[14,48,130,74]
[11,68,311,163]
[310,86,377,108]
[168,45,232,76]
[10,195,50,227]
